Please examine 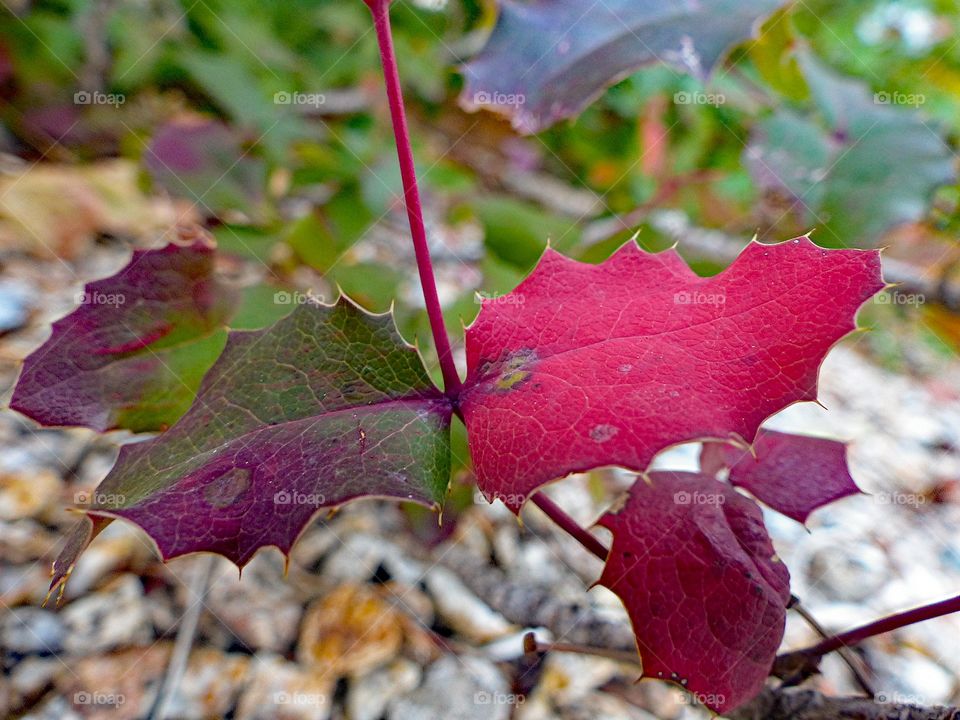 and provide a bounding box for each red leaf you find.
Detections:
[701,429,860,523]
[597,472,791,713]
[460,237,883,511]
